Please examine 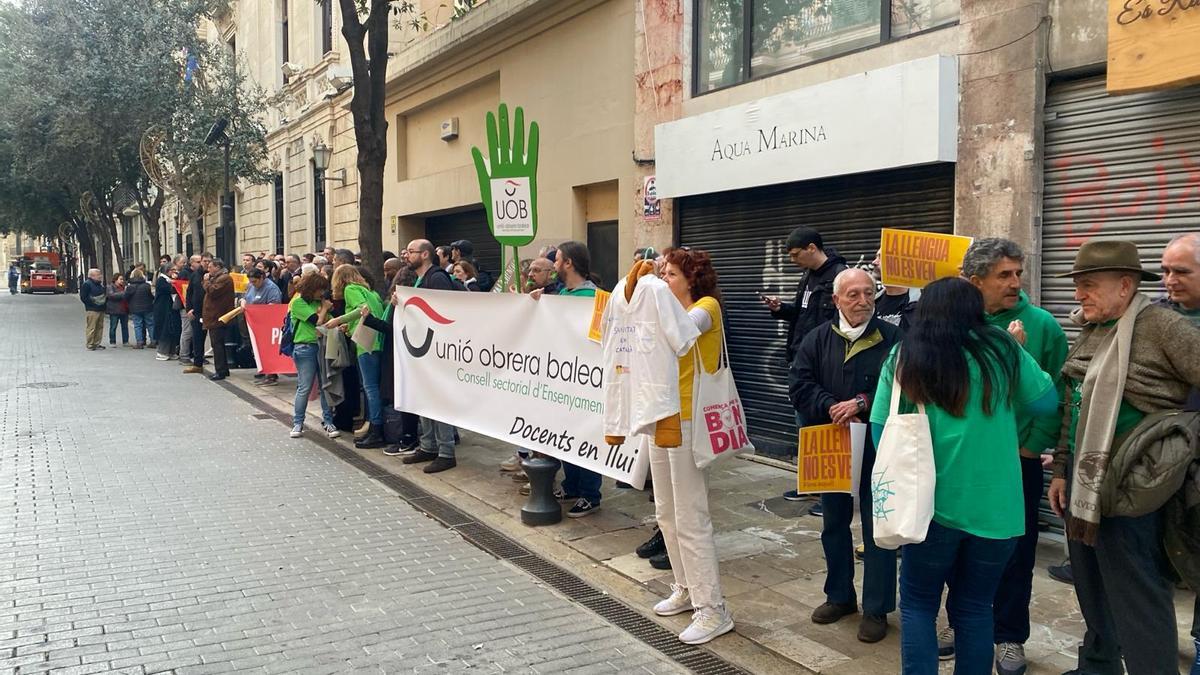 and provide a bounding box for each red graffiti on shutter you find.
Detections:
[1053,136,1200,247]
